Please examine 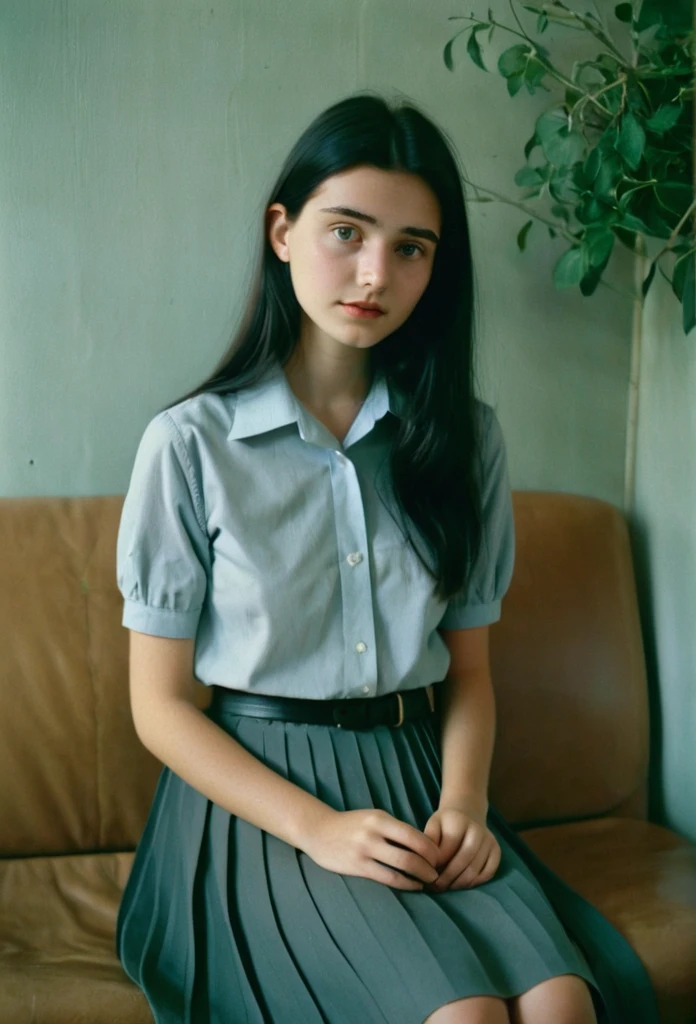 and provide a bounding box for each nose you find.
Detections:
[357,240,389,291]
